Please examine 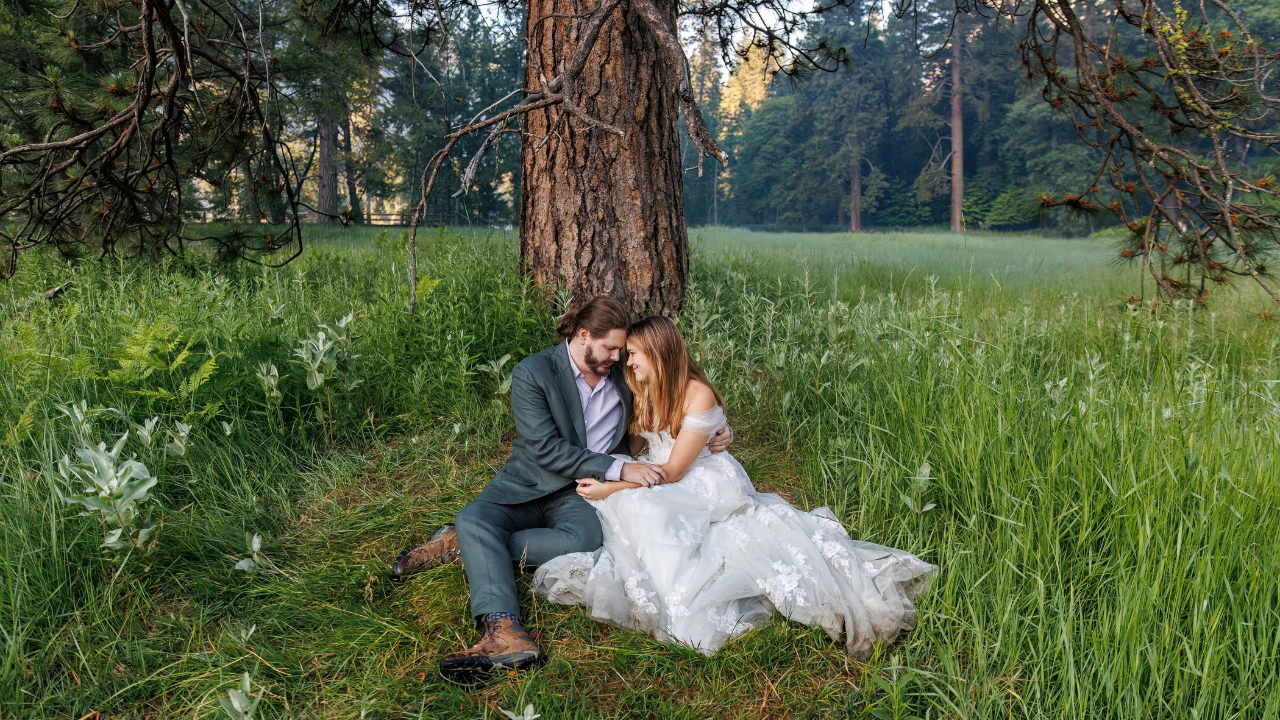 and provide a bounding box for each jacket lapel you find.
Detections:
[552,341,589,446]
